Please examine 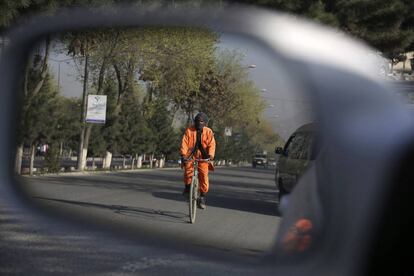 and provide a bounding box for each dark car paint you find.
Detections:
[275,123,318,201]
